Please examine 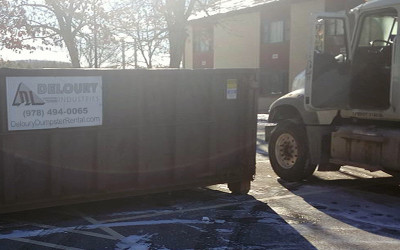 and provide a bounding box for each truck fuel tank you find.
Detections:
[331,125,400,172]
